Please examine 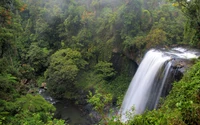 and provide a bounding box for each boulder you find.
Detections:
[40,82,47,89]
